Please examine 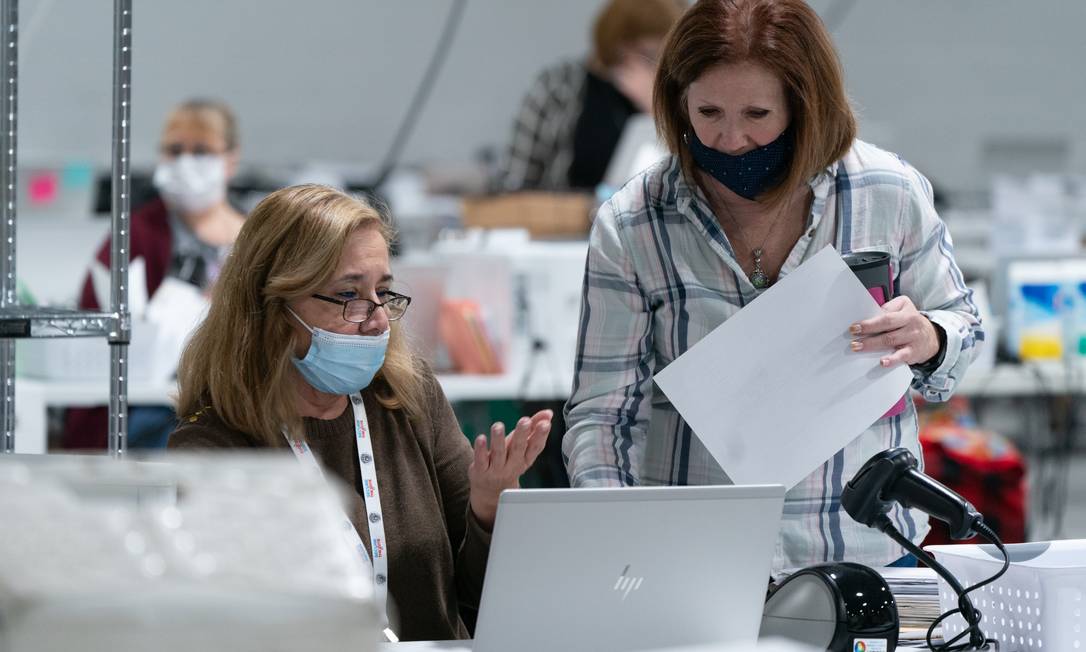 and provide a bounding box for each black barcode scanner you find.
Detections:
[841,447,983,541]
[762,449,986,652]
